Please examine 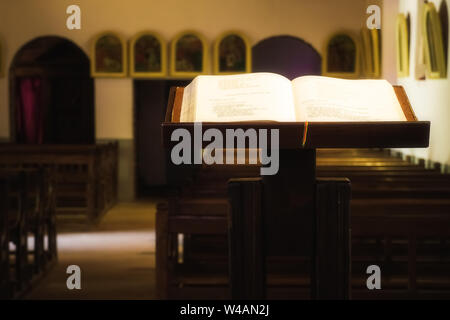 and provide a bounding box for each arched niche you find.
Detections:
[252,35,321,80]
[439,0,448,68]
[9,36,95,144]
[214,31,251,74]
[396,13,410,78]
[323,32,360,79]
[422,2,446,79]
[361,27,381,78]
